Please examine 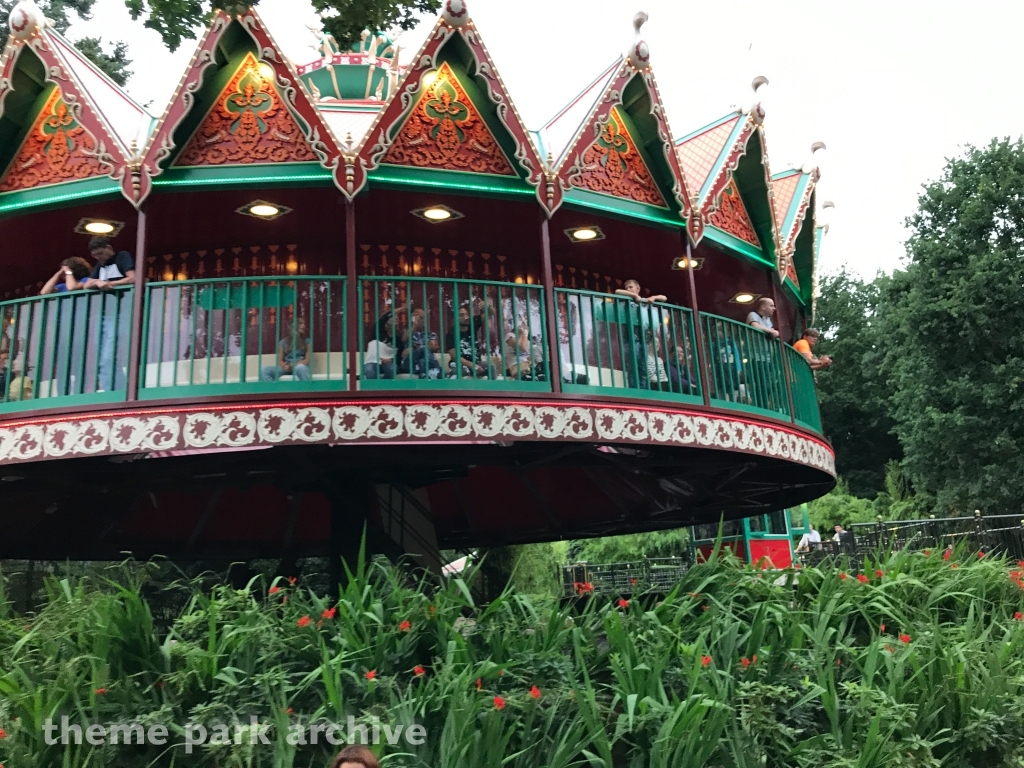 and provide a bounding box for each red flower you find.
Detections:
[880,624,886,632]
[617,599,629,609]
[414,665,426,676]
[281,707,293,715]
[923,549,931,556]
[899,633,911,644]
[365,670,377,681]
[978,551,986,559]
[838,572,848,580]
[740,657,752,668]
[1018,560,1024,569]
[0,729,6,739]
[297,616,311,628]
[701,655,712,667]
[1014,612,1023,621]
[701,604,708,612]
[530,685,541,700]
[269,586,280,595]
[493,696,506,711]
[874,569,884,579]
[856,574,869,583]
[399,620,411,632]
[429,605,436,615]
[498,670,504,677]
[943,549,952,561]
[951,564,959,569]
[630,578,638,586]
[95,688,108,695]
[321,607,337,620]
[288,577,297,585]
[885,645,895,652]
[476,678,482,691]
